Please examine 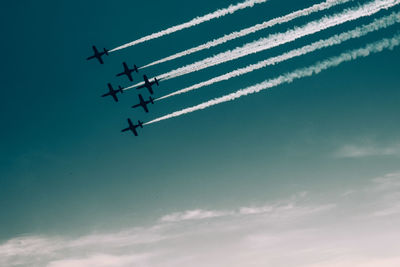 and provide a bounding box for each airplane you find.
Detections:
[116,62,139,82]
[136,75,159,95]
[86,45,109,64]
[101,83,124,102]
[132,94,154,113]
[121,118,143,136]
